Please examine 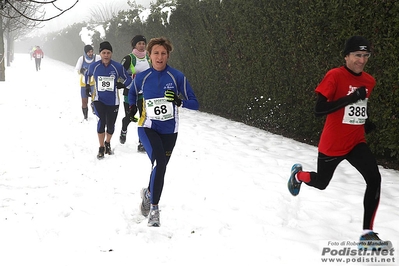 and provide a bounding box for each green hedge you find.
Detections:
[24,0,399,168]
